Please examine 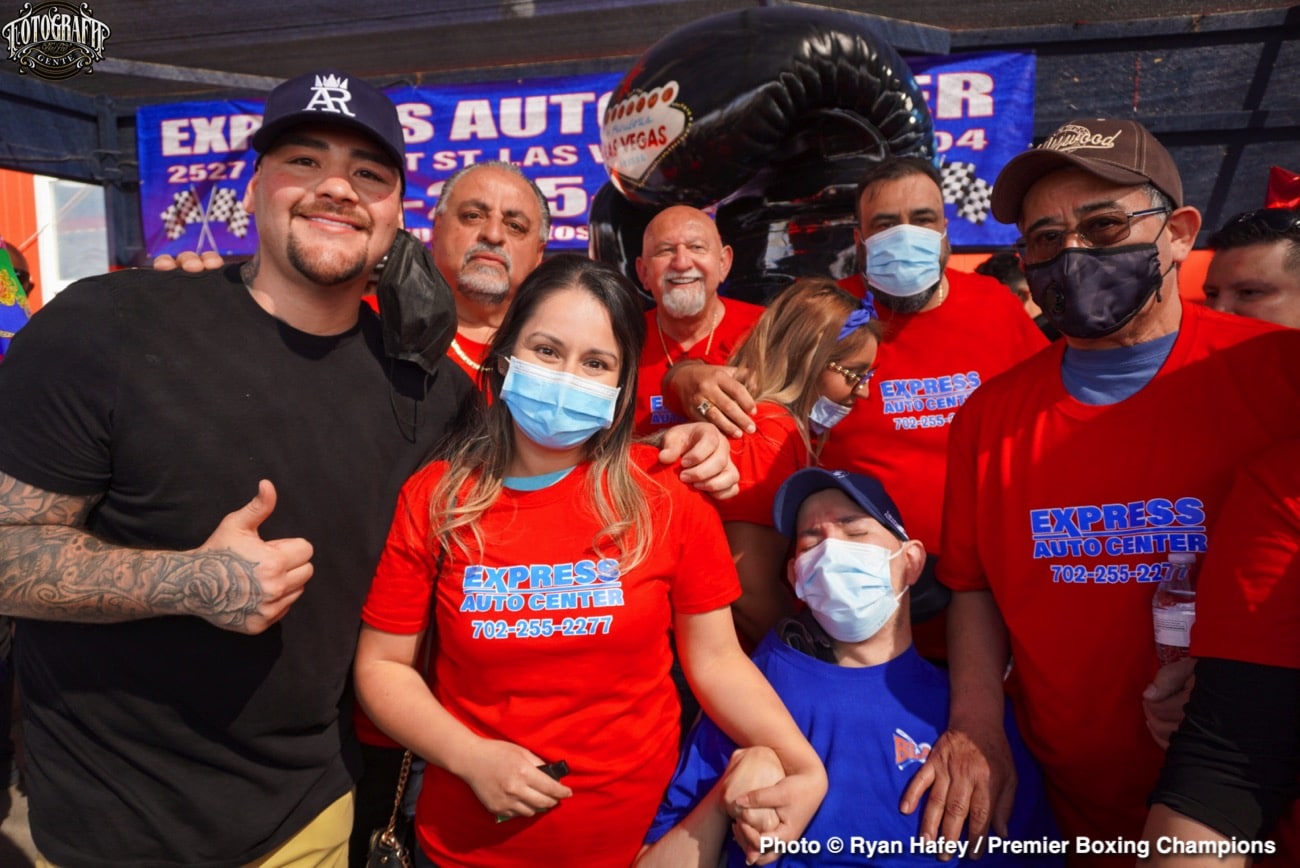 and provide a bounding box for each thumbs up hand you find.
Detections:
[191,480,314,634]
